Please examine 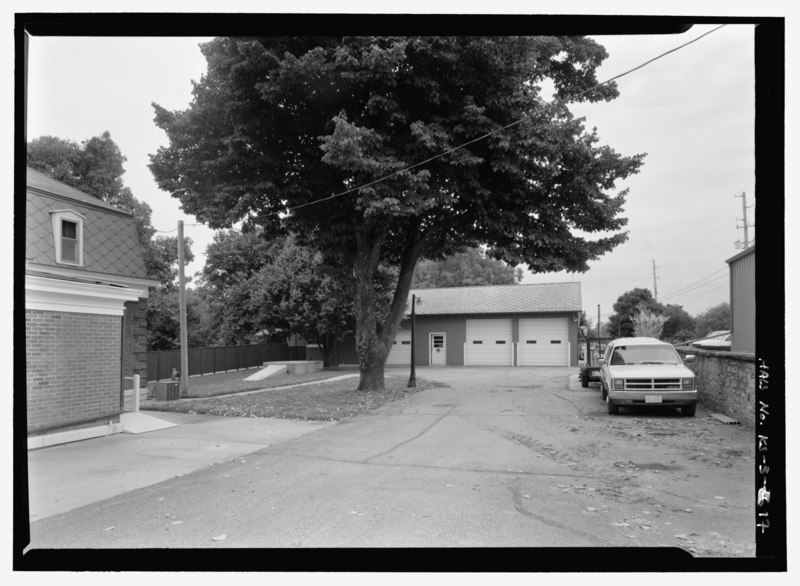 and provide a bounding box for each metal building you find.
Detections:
[726,246,755,353]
